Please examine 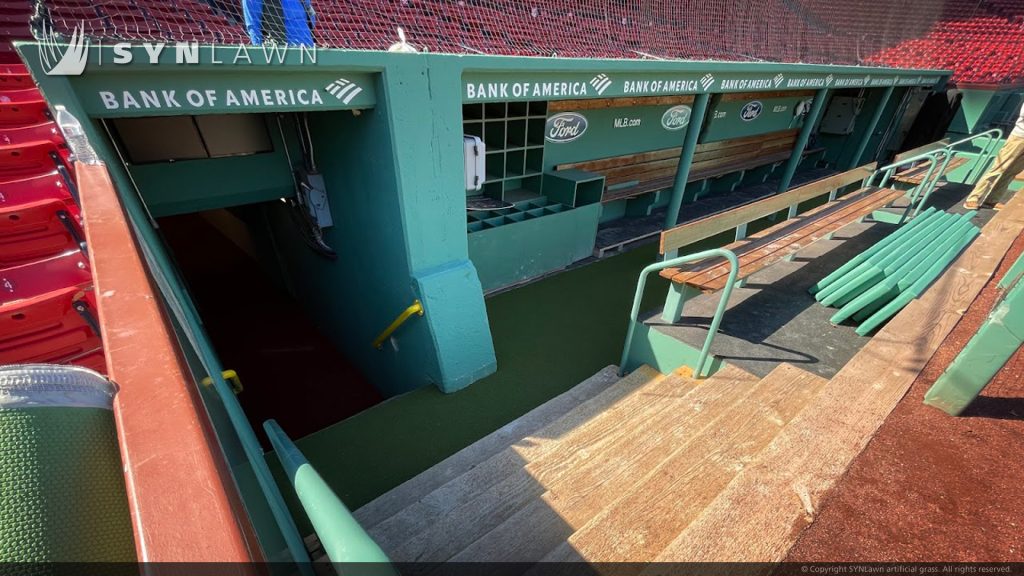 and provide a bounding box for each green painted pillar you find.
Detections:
[777,88,830,193]
[923,275,1024,416]
[664,93,711,229]
[847,85,895,170]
